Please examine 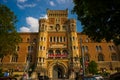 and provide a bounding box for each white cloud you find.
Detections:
[17,3,24,9]
[49,1,55,6]
[20,26,30,32]
[56,0,66,4]
[17,3,36,9]
[26,17,38,27]
[24,3,36,8]
[17,0,27,3]
[20,17,39,32]
[17,0,36,9]
[26,17,39,32]
[56,0,72,4]
[39,14,48,19]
